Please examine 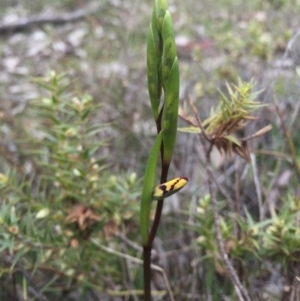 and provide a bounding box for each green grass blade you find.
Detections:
[140,131,163,245]
[162,57,179,164]
[147,23,161,120]
[155,0,168,32]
